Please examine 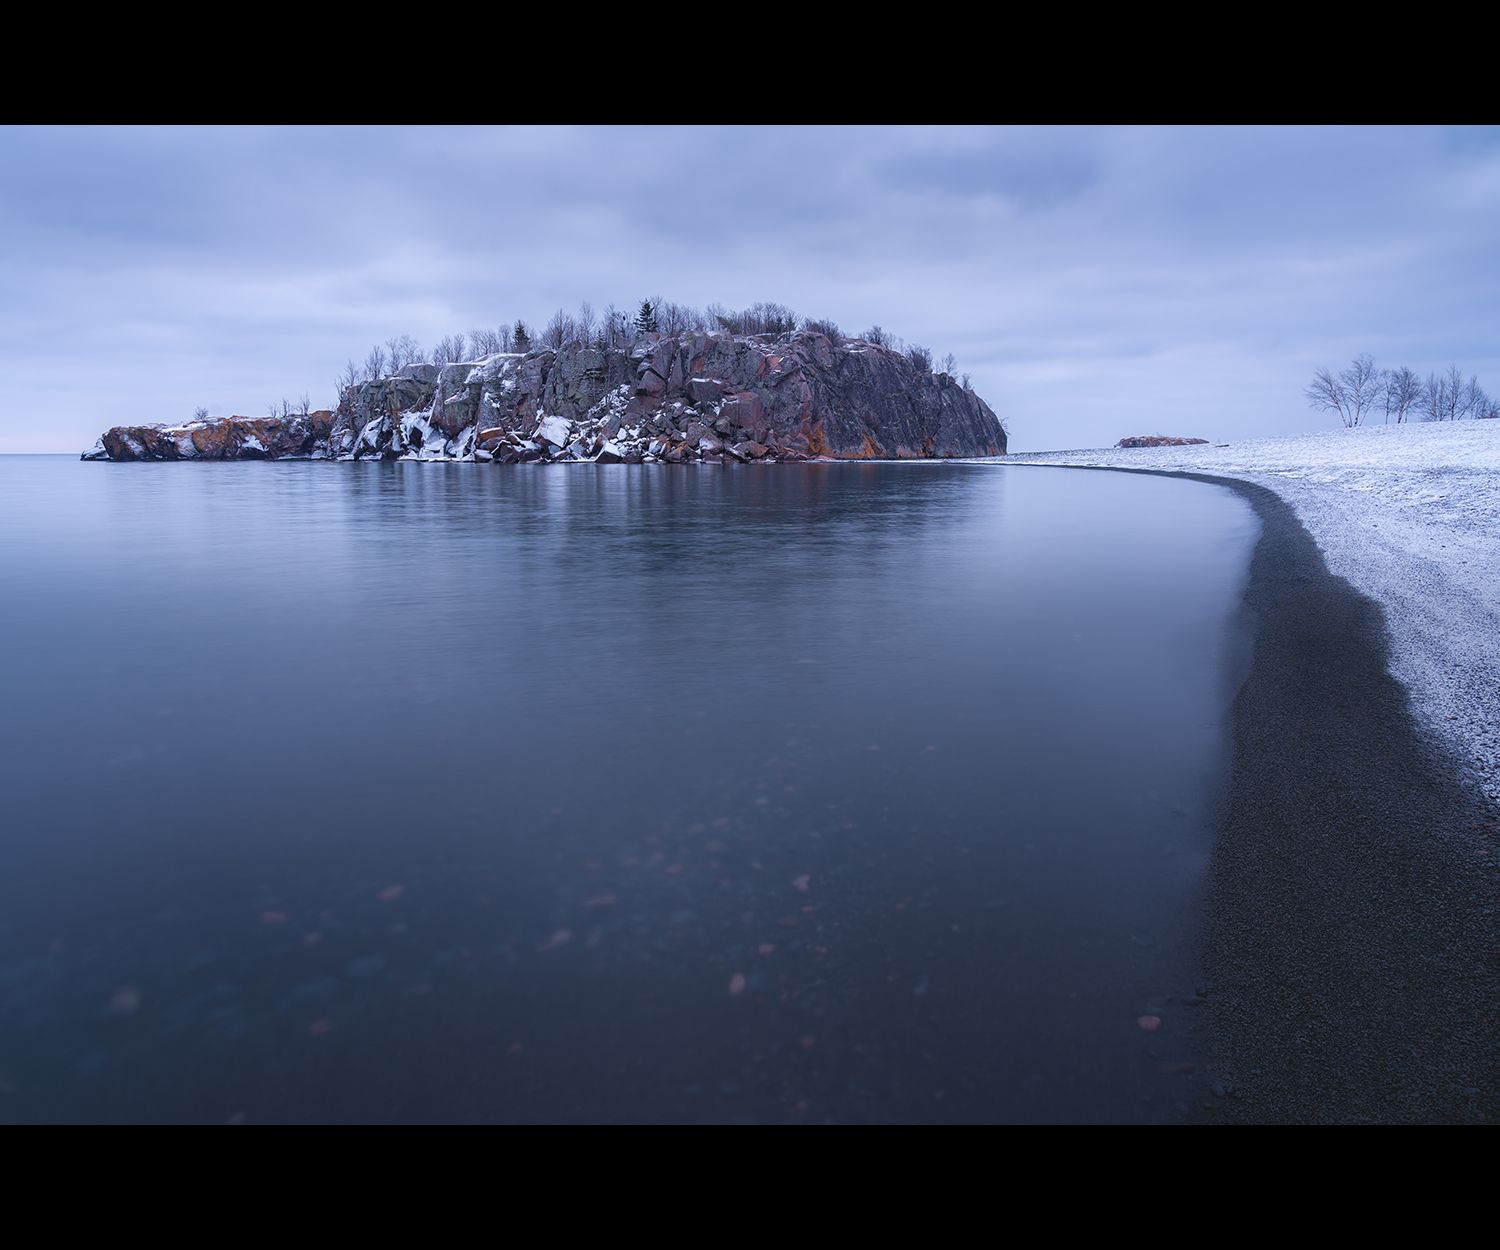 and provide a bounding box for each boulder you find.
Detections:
[533,415,572,449]
[687,377,726,405]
